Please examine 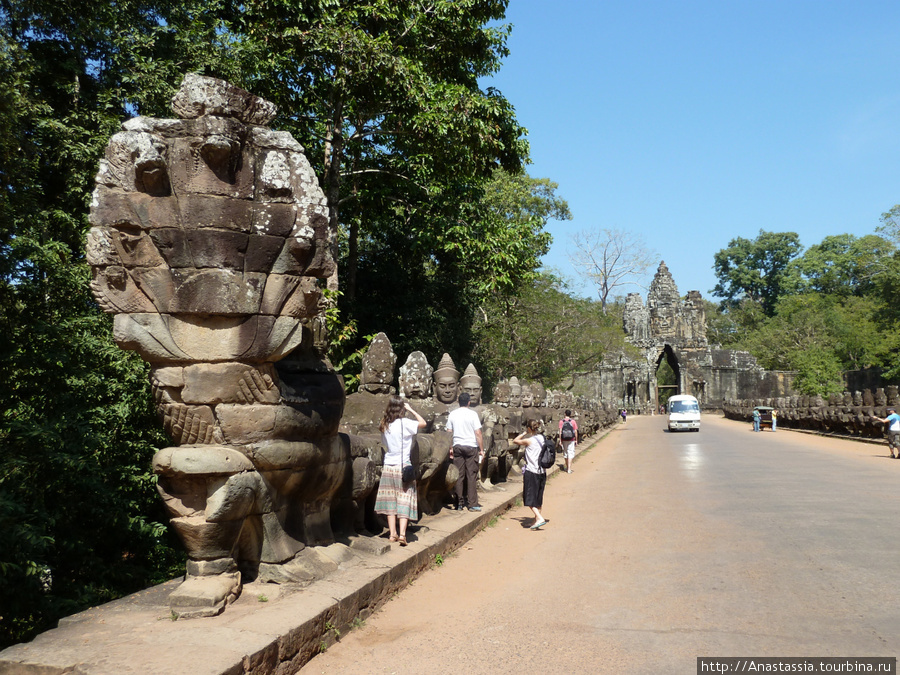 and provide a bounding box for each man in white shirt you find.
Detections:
[447,392,484,511]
